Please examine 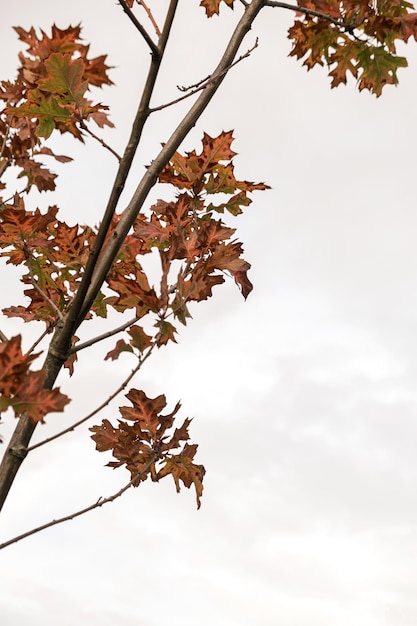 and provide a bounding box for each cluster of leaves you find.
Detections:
[200,0,417,96]
[101,130,269,356]
[87,130,268,504]
[0,129,267,331]
[0,24,113,196]
[0,335,68,434]
[288,0,417,95]
[90,389,205,508]
[0,193,97,326]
